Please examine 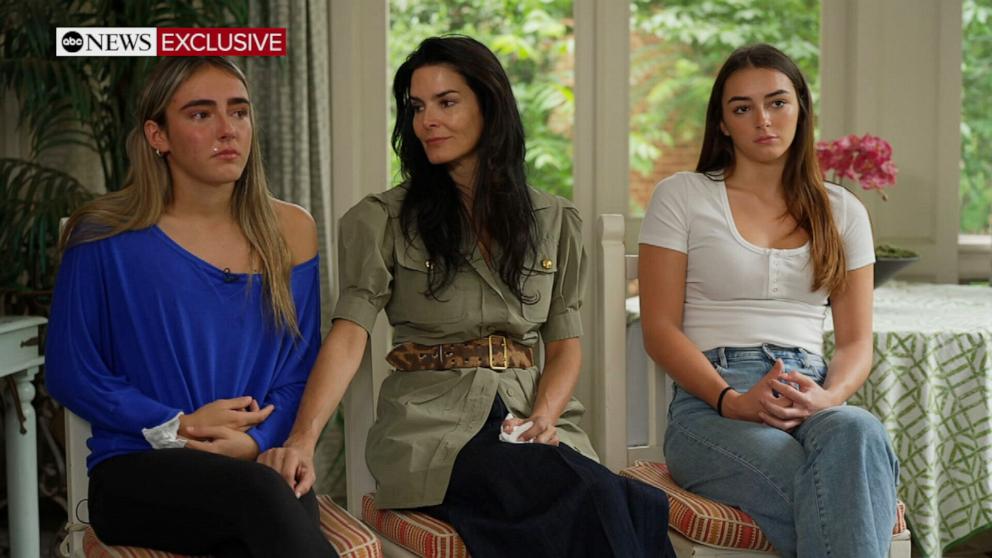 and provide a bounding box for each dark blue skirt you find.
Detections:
[419,397,676,558]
